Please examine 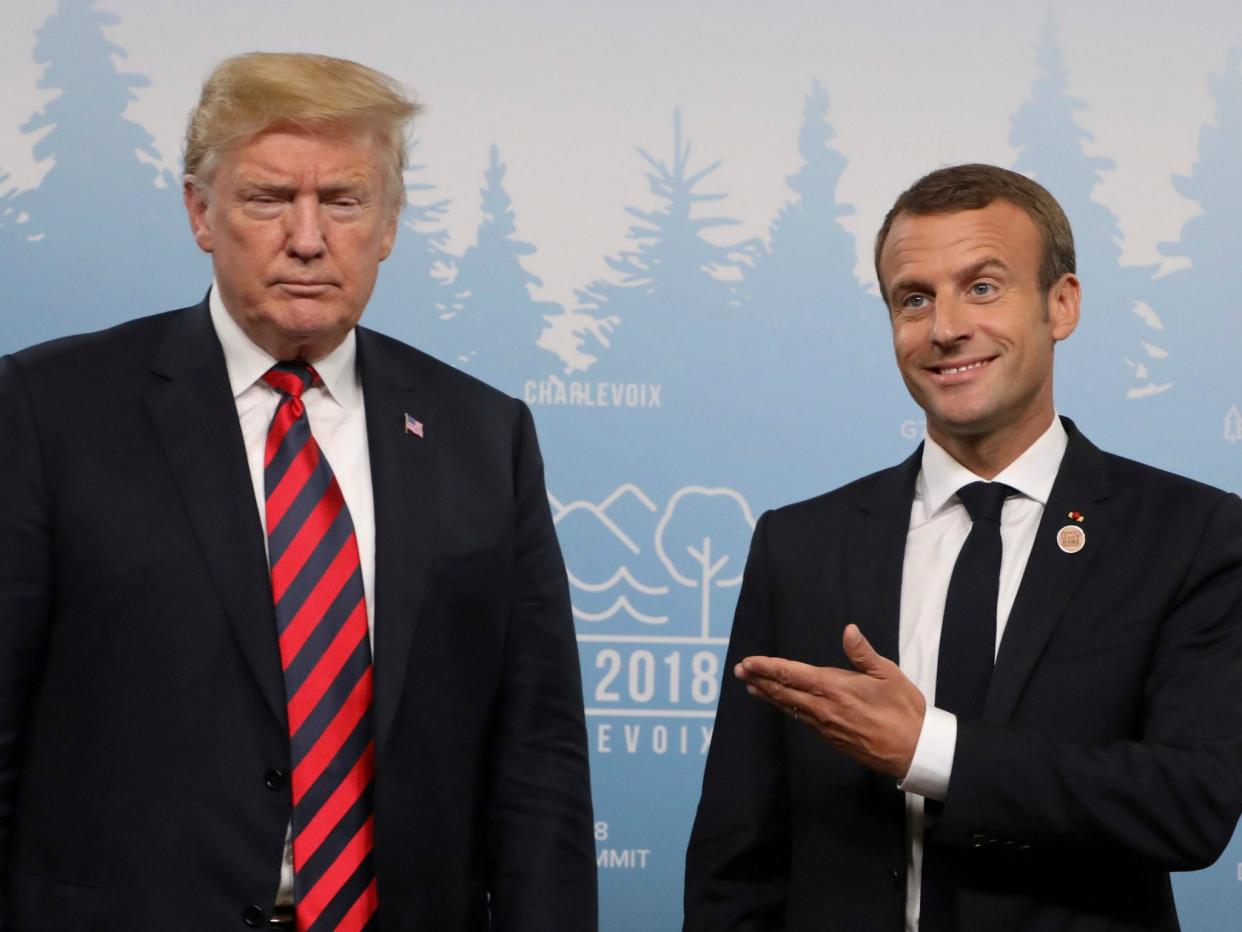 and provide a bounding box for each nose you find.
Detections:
[928,294,973,348]
[286,197,325,260]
